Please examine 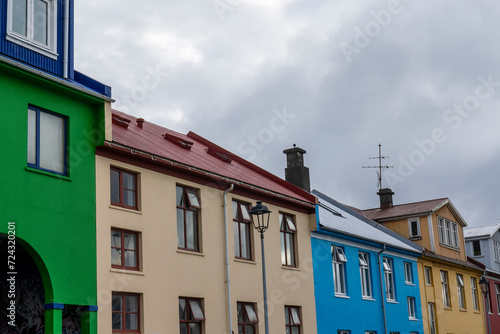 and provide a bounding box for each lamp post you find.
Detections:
[480,276,491,334]
[249,201,272,334]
